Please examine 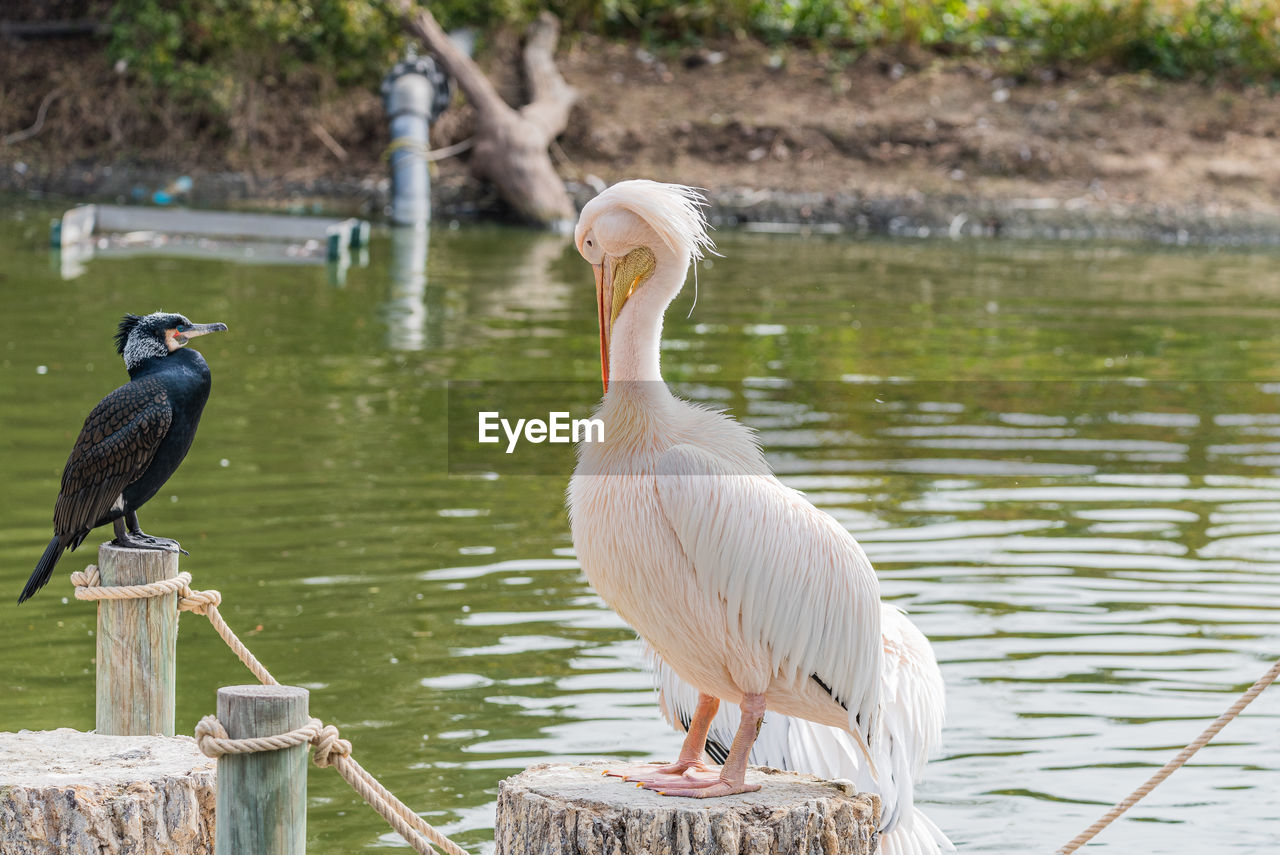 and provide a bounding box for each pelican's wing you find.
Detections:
[878,606,954,853]
[880,606,947,777]
[650,602,952,854]
[784,715,877,786]
[654,444,881,744]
